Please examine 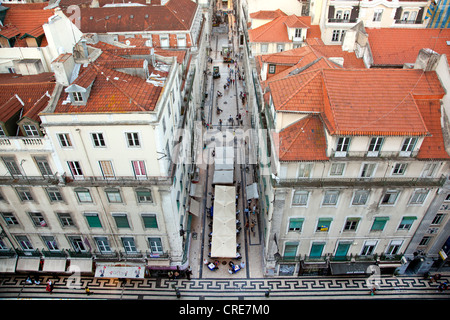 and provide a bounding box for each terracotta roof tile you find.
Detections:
[250,9,287,20]
[3,4,54,40]
[366,28,450,66]
[278,115,328,161]
[249,15,311,43]
[269,69,445,137]
[416,99,450,159]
